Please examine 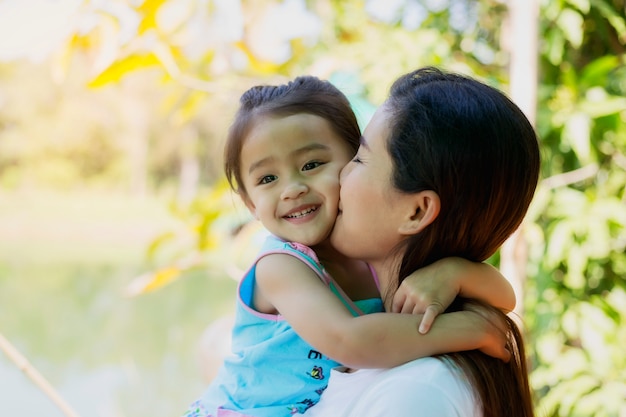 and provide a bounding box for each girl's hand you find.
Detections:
[391,258,514,335]
[391,258,464,334]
